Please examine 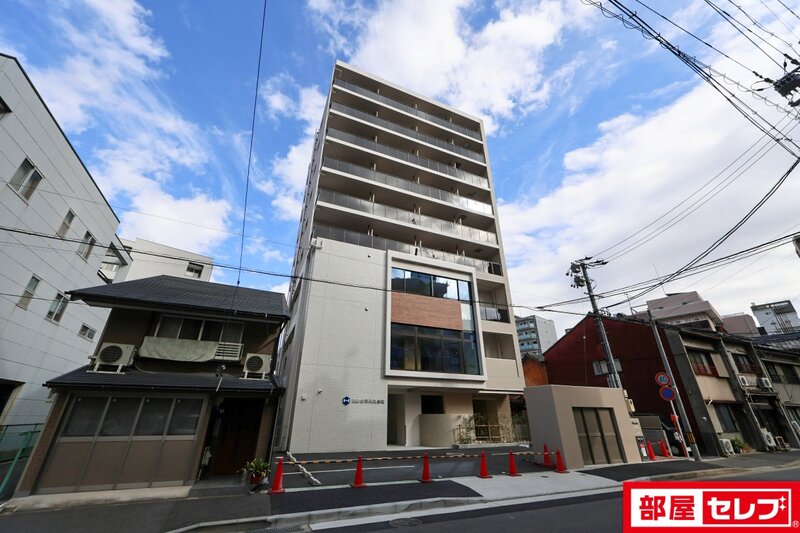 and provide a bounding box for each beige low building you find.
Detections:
[525,384,642,469]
